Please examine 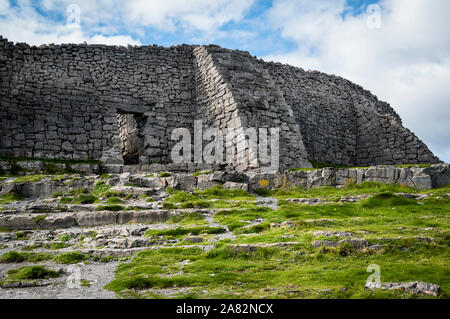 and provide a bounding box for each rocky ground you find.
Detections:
[0,171,449,299]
